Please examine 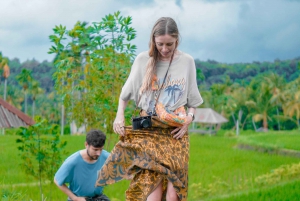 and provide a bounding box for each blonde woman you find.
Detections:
[96,17,203,201]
